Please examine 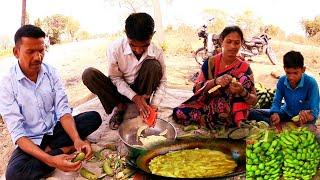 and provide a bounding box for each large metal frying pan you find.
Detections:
[131,137,246,179]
